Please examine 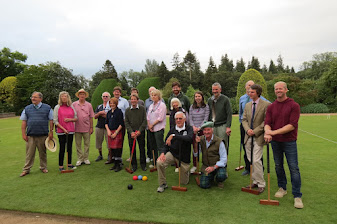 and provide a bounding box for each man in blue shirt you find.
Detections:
[20,92,54,177]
